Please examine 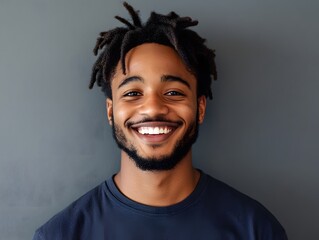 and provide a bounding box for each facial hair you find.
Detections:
[111,113,199,171]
